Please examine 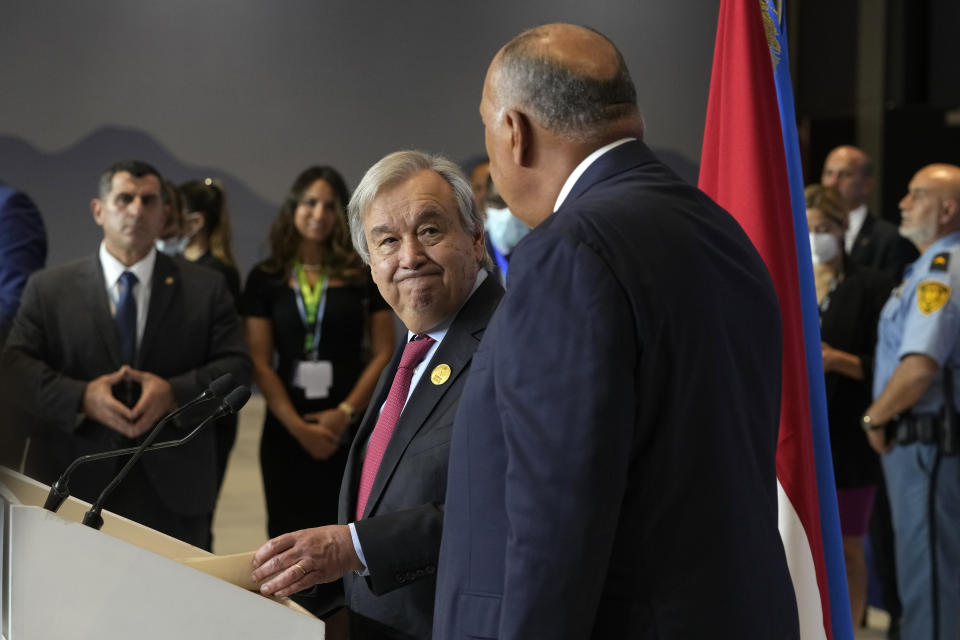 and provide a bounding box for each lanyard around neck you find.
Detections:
[293,261,328,359]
